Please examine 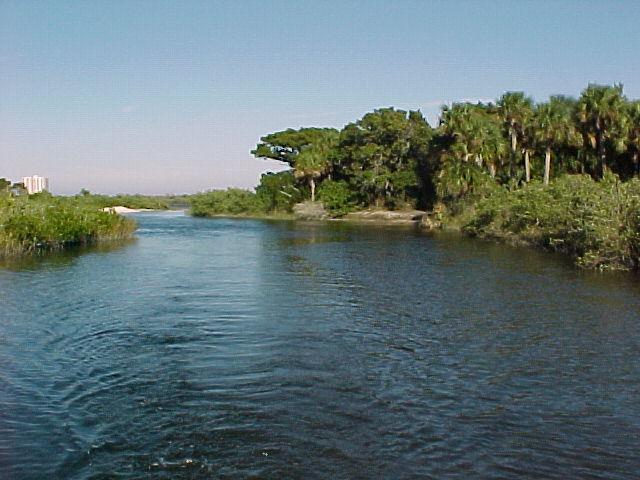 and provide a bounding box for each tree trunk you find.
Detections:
[598,131,607,177]
[488,163,496,178]
[524,150,531,182]
[544,147,551,186]
[310,177,315,202]
[510,131,517,177]
[634,152,639,176]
